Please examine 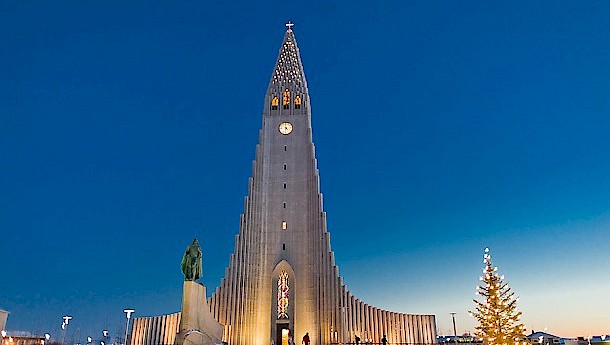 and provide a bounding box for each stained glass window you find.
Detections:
[272,97,279,110]
[277,271,289,319]
[294,96,301,109]
[283,89,290,109]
